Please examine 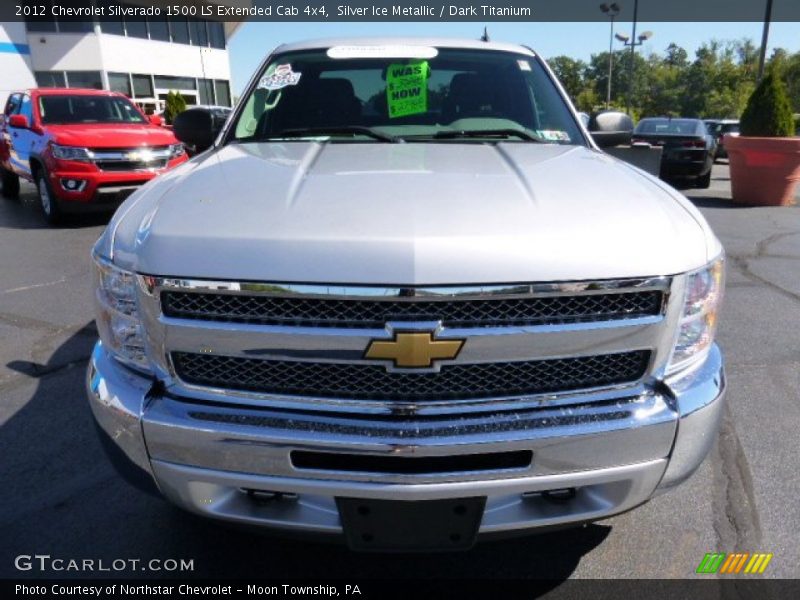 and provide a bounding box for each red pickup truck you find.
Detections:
[0,88,188,224]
